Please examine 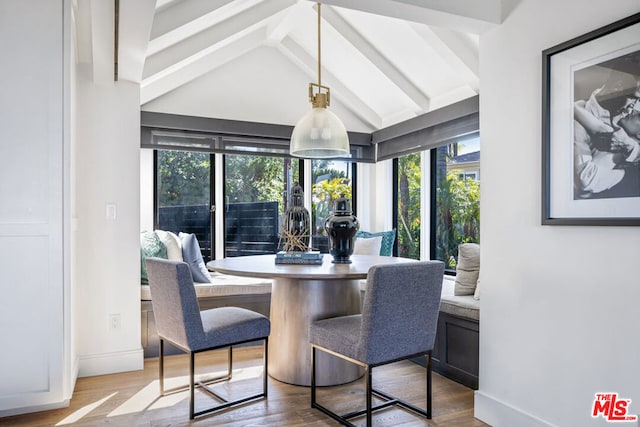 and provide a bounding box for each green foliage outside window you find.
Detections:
[397,153,421,259]
[397,146,480,266]
[435,169,480,269]
[157,151,210,206]
[225,155,284,206]
[311,161,351,236]
[312,177,352,234]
